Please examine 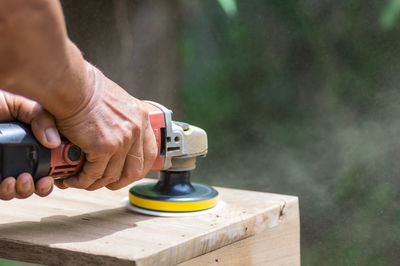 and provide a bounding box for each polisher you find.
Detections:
[0,101,218,216]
